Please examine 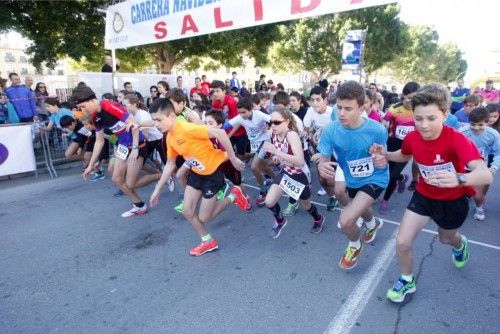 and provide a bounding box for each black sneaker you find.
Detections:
[311,215,325,233]
[407,181,417,192]
[272,219,288,239]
